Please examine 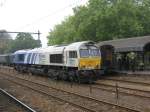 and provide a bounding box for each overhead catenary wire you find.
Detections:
[16,0,84,30]
[0,31,41,40]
